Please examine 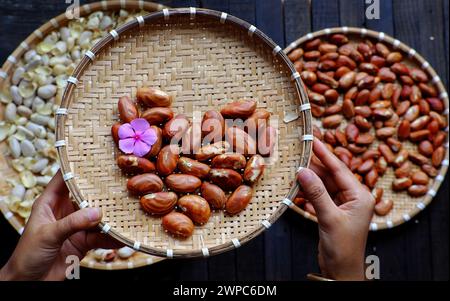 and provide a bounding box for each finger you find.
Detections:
[85,232,125,250]
[38,170,70,209]
[309,156,338,194]
[313,138,358,190]
[297,168,339,226]
[45,170,69,196]
[51,208,102,244]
